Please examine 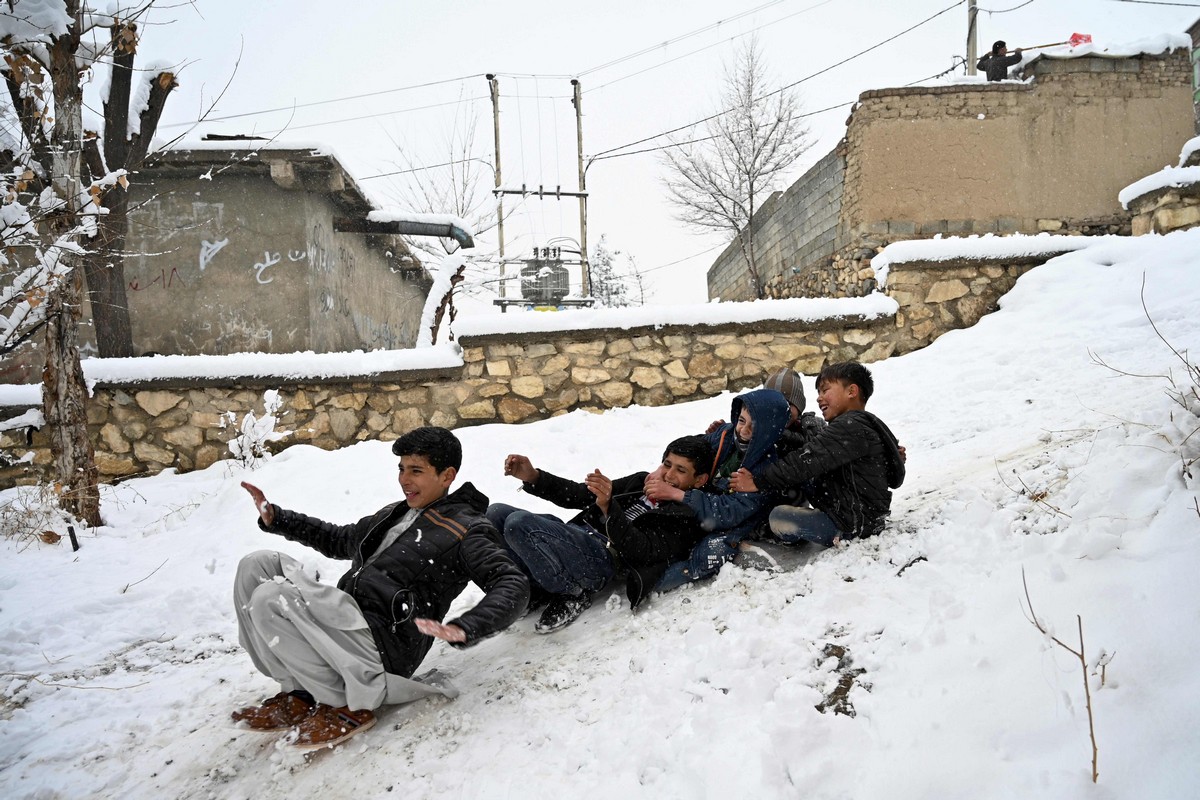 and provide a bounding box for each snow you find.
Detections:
[1118,166,1200,209]
[1181,136,1200,167]
[870,232,1101,288]
[1,228,1198,798]
[1034,31,1192,59]
[455,294,897,338]
[368,208,473,235]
